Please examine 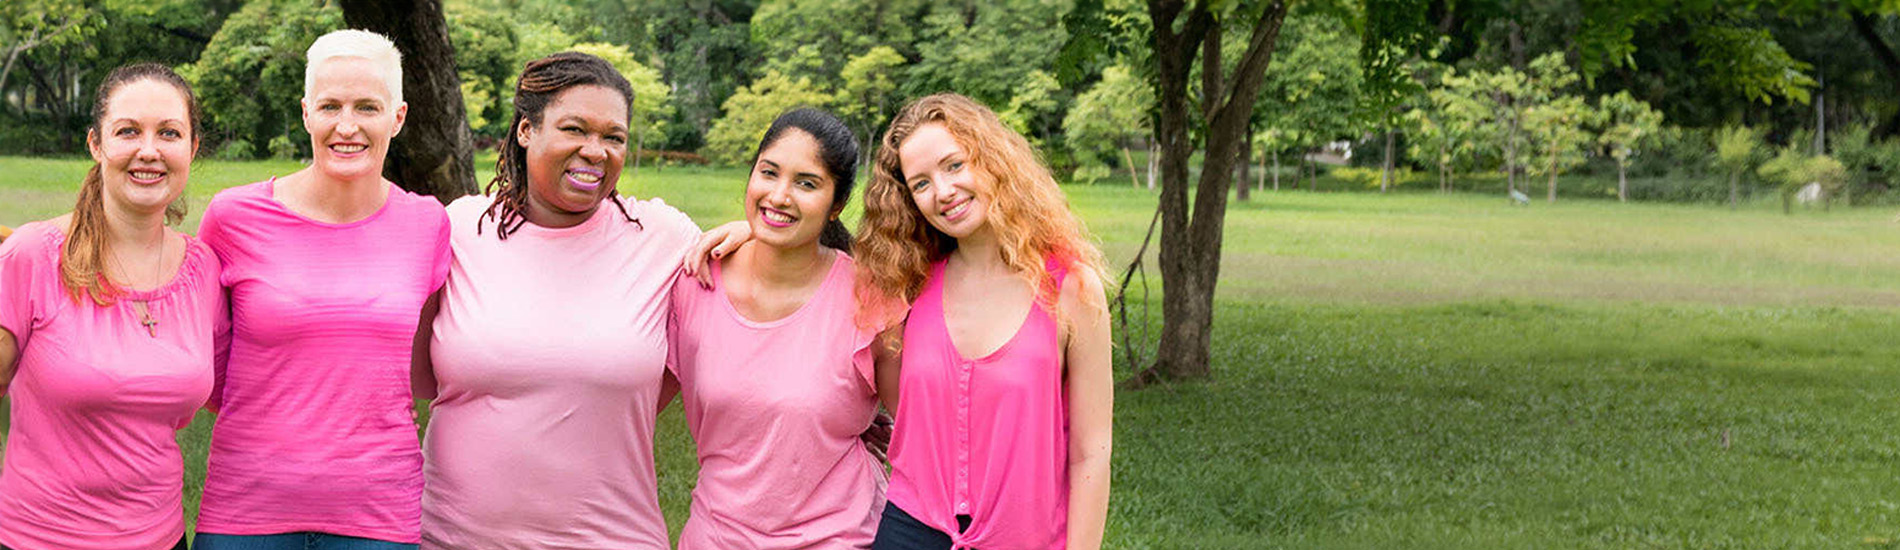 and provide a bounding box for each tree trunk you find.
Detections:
[1123,146,1141,188]
[339,0,477,202]
[1729,169,1740,209]
[1272,148,1280,190]
[1257,144,1267,191]
[632,129,645,177]
[1237,137,1252,202]
[1146,141,1159,190]
[1617,160,1629,202]
[1380,129,1395,193]
[1547,157,1558,203]
[1134,0,1288,386]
